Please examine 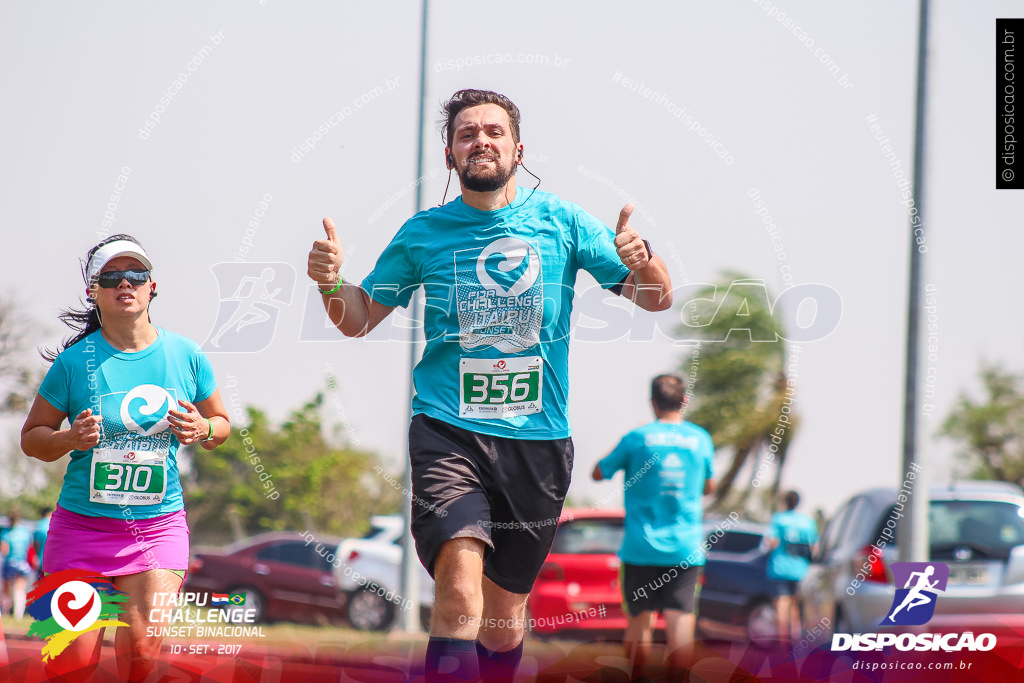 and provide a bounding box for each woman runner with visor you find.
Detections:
[21,234,229,681]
